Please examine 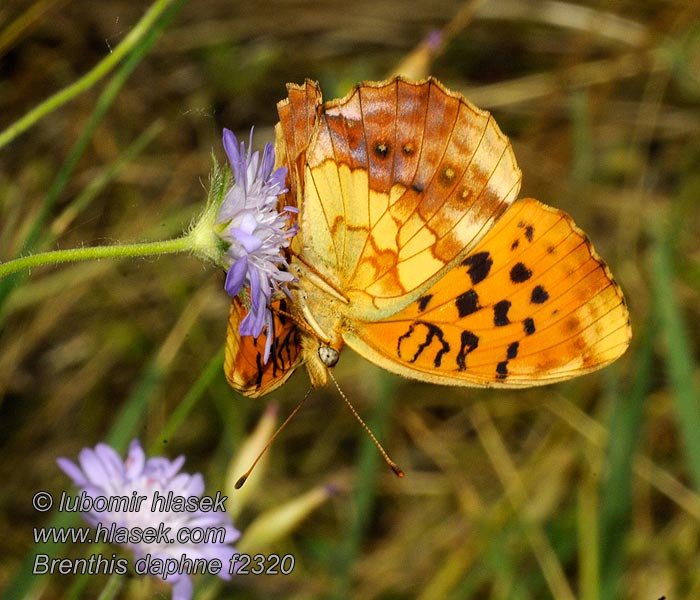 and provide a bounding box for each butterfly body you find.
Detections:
[224,77,630,397]
[288,257,346,387]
